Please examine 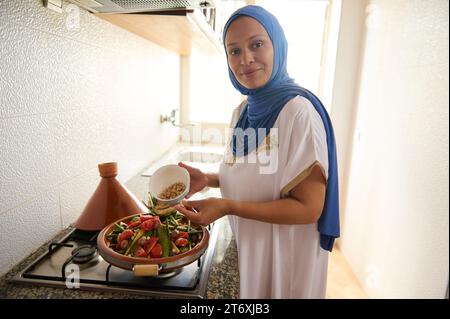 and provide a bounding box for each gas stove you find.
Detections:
[10,222,219,298]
